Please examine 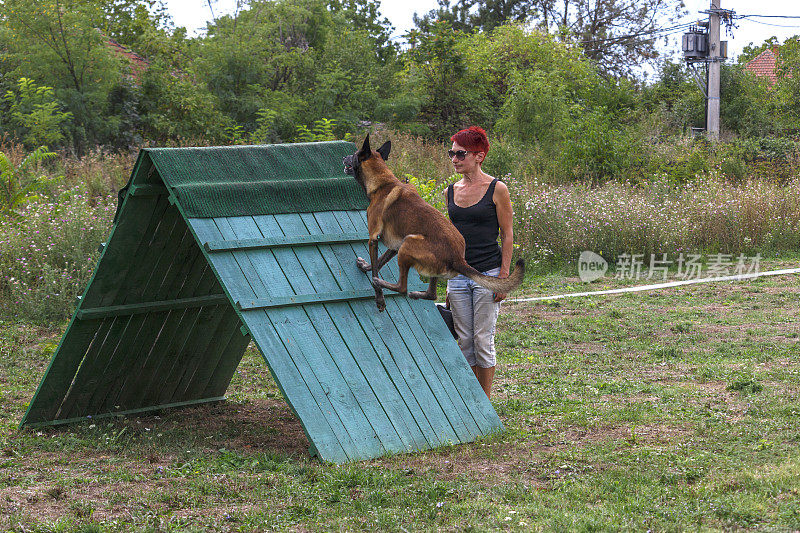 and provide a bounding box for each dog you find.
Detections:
[342,135,525,311]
